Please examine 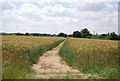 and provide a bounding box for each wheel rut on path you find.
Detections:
[32,41,100,79]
